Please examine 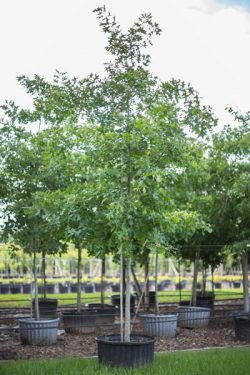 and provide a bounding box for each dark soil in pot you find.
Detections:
[96,334,155,368]
[62,309,97,334]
